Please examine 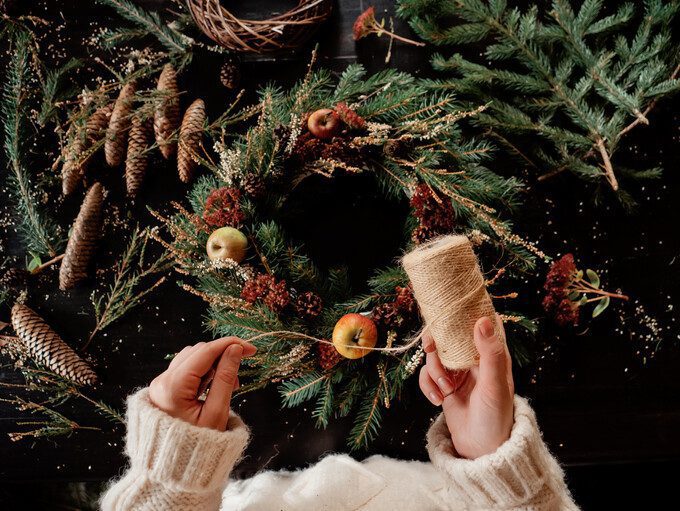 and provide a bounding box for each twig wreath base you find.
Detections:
[186,0,333,53]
